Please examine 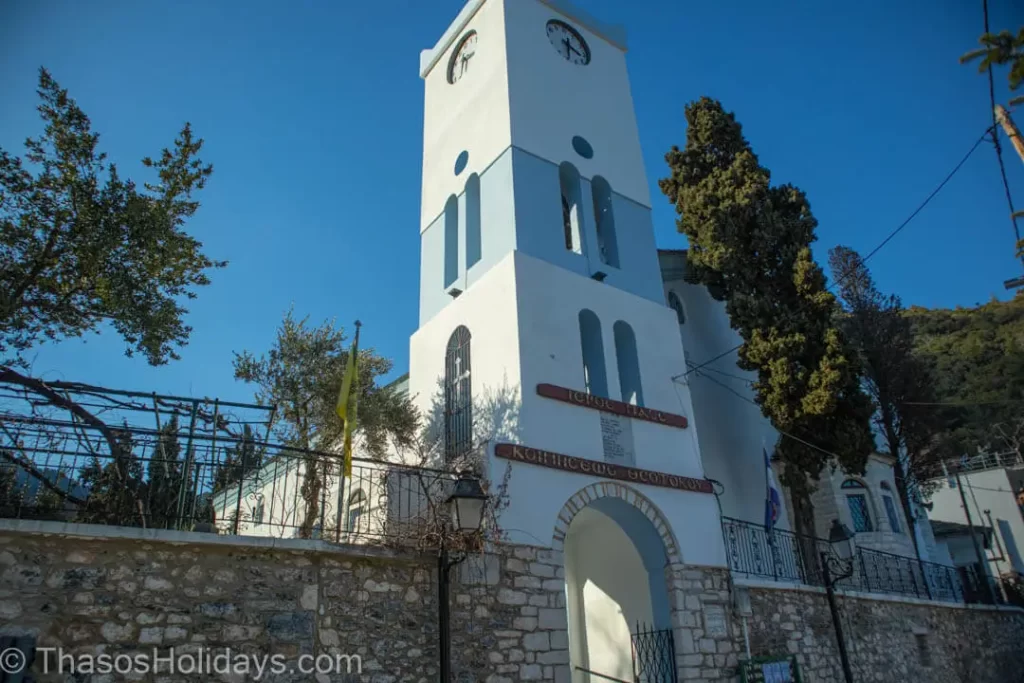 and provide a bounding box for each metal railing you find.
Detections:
[0,383,458,547]
[721,516,1009,606]
[631,623,678,683]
